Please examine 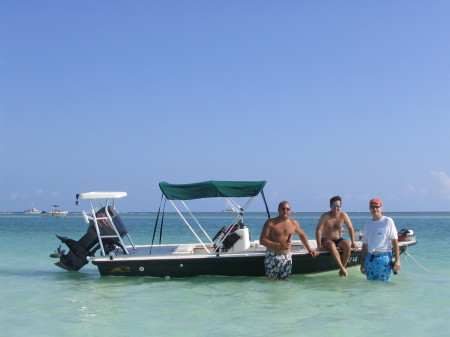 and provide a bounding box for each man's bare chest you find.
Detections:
[324,217,343,230]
